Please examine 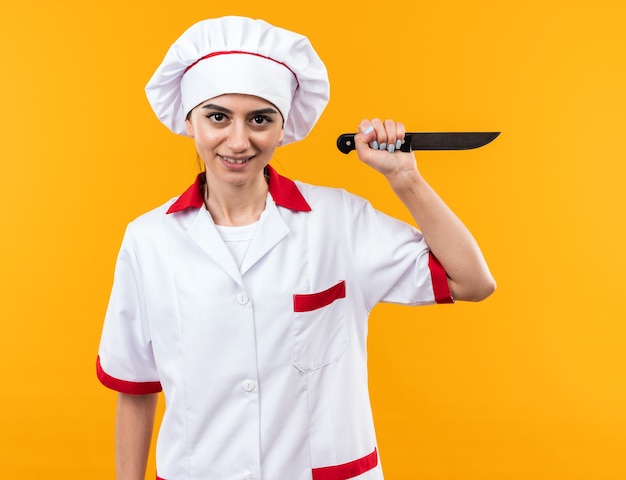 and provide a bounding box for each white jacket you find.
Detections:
[97,165,453,480]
